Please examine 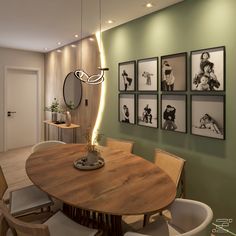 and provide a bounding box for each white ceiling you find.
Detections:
[0,0,183,52]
